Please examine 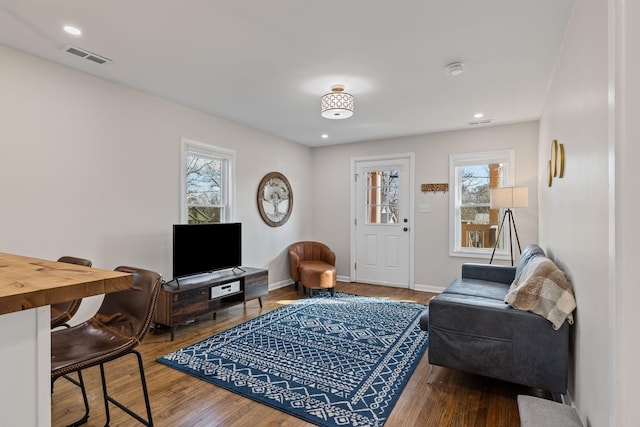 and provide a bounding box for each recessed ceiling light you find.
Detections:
[321,134,329,139]
[474,113,484,118]
[467,119,492,126]
[63,25,82,36]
